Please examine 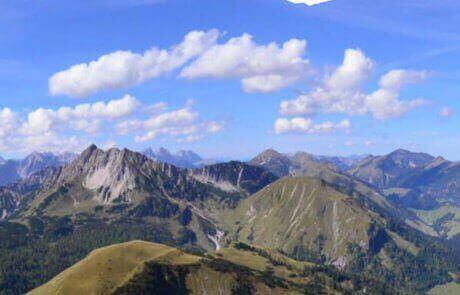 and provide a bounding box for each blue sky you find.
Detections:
[0,0,459,160]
